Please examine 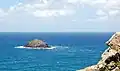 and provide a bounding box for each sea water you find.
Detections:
[0,32,113,71]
